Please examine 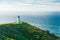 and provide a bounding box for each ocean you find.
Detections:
[21,13,60,35]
